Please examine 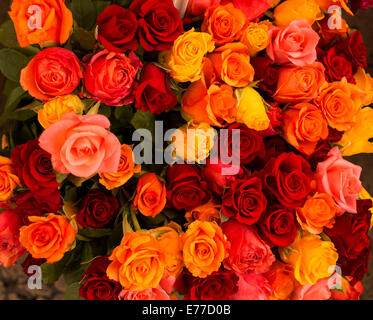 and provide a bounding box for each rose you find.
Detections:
[202,3,247,45]
[107,232,165,290]
[265,261,296,300]
[11,139,59,197]
[292,278,331,300]
[222,176,267,226]
[240,22,269,56]
[129,0,183,51]
[19,214,76,263]
[20,47,82,101]
[263,136,290,160]
[186,0,221,16]
[321,47,355,83]
[39,112,121,178]
[222,220,275,274]
[230,272,272,300]
[134,173,167,218]
[76,189,119,229]
[353,67,373,107]
[282,102,329,156]
[250,56,278,94]
[84,50,142,106]
[339,248,371,283]
[37,95,84,129]
[227,0,272,22]
[273,63,326,104]
[185,198,222,224]
[0,156,20,202]
[9,0,73,47]
[263,152,313,209]
[182,221,229,278]
[266,19,320,66]
[166,164,210,211]
[79,256,121,300]
[0,209,25,267]
[97,5,138,52]
[315,147,362,214]
[258,103,282,137]
[317,15,349,46]
[119,287,170,300]
[331,276,363,300]
[135,64,177,114]
[258,207,297,247]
